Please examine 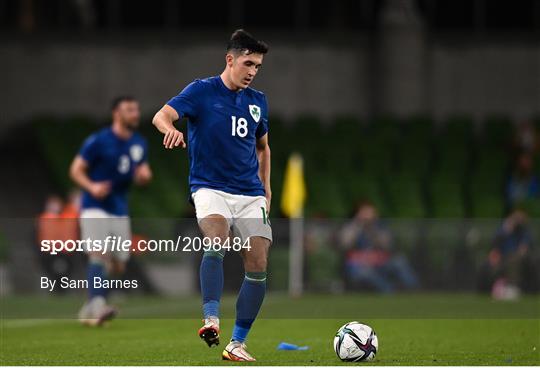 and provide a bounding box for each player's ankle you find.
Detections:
[205,316,220,324]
